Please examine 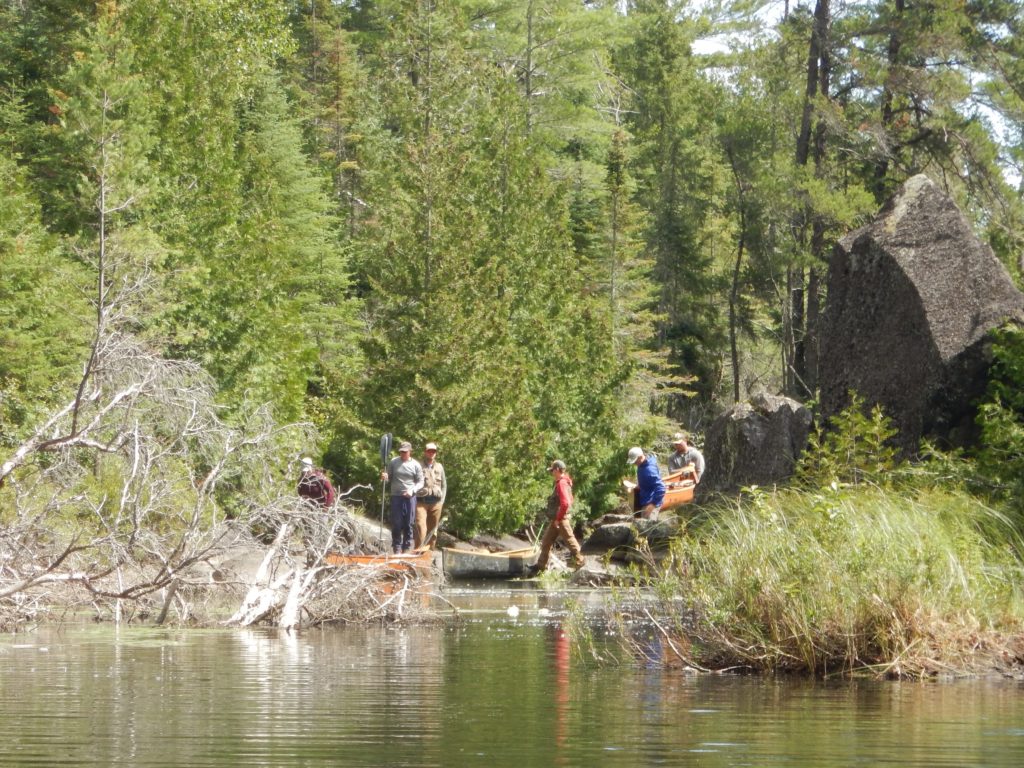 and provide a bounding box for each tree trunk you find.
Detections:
[874,0,905,199]
[790,0,831,400]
